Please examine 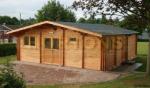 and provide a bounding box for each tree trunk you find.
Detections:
[147,33,150,75]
